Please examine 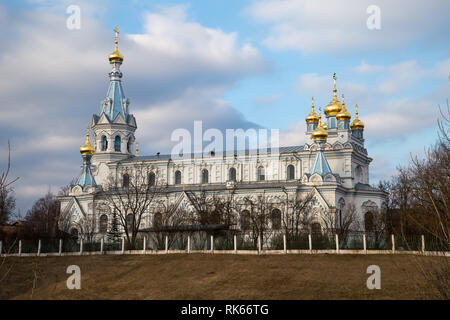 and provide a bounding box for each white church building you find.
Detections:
[59,29,386,240]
